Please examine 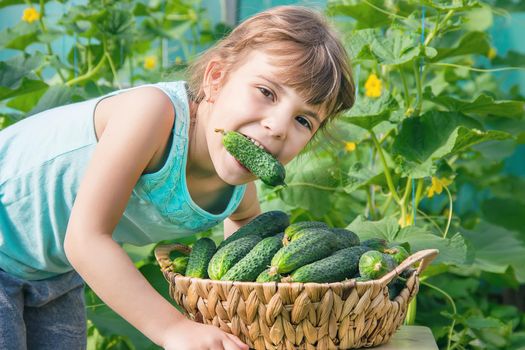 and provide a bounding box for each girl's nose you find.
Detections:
[261,112,289,140]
